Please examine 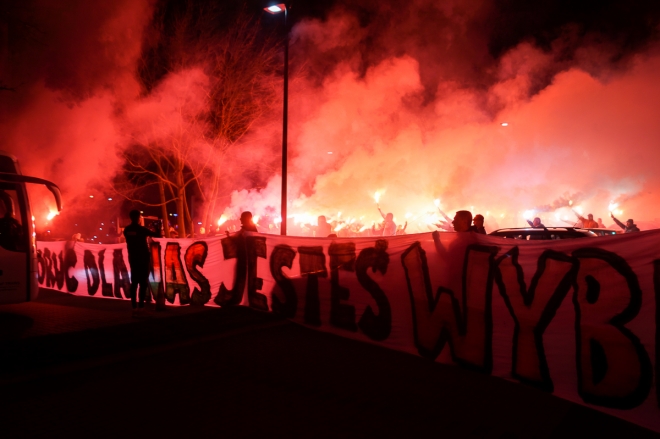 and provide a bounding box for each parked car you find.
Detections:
[488,227,598,240]
[578,228,618,236]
